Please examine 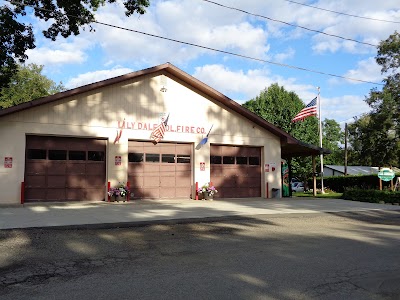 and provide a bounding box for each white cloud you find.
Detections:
[26,48,87,65]
[193,64,268,100]
[65,67,133,89]
[22,0,399,71]
[104,60,115,67]
[19,0,400,68]
[26,35,93,66]
[86,0,270,65]
[344,57,383,84]
[322,95,371,123]
[192,64,371,123]
[273,48,295,63]
[192,64,315,103]
[241,0,400,54]
[199,23,269,58]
